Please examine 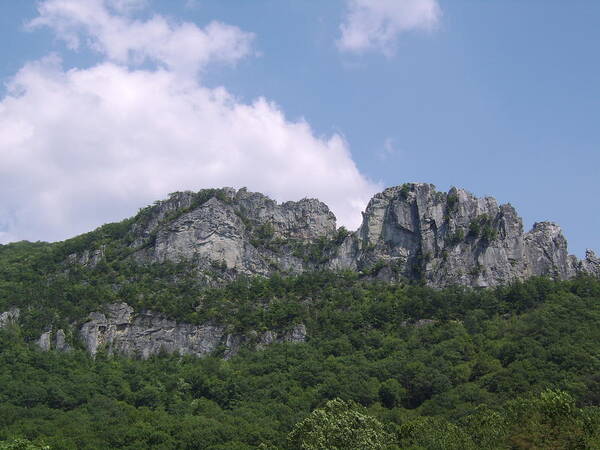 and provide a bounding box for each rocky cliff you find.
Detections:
[131,187,337,279]
[330,183,587,287]
[79,302,306,359]
[1,304,306,360]
[0,308,19,328]
[579,249,600,278]
[109,183,596,288]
